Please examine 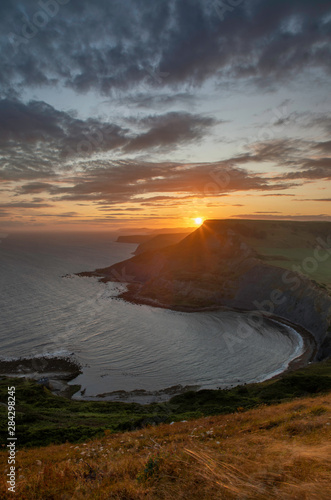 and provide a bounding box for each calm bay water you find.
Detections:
[0,232,303,402]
